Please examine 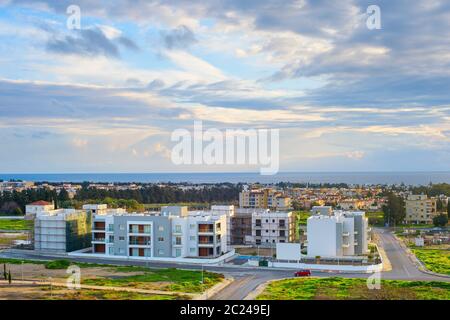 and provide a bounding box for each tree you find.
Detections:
[433,214,448,227]
[382,193,406,226]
